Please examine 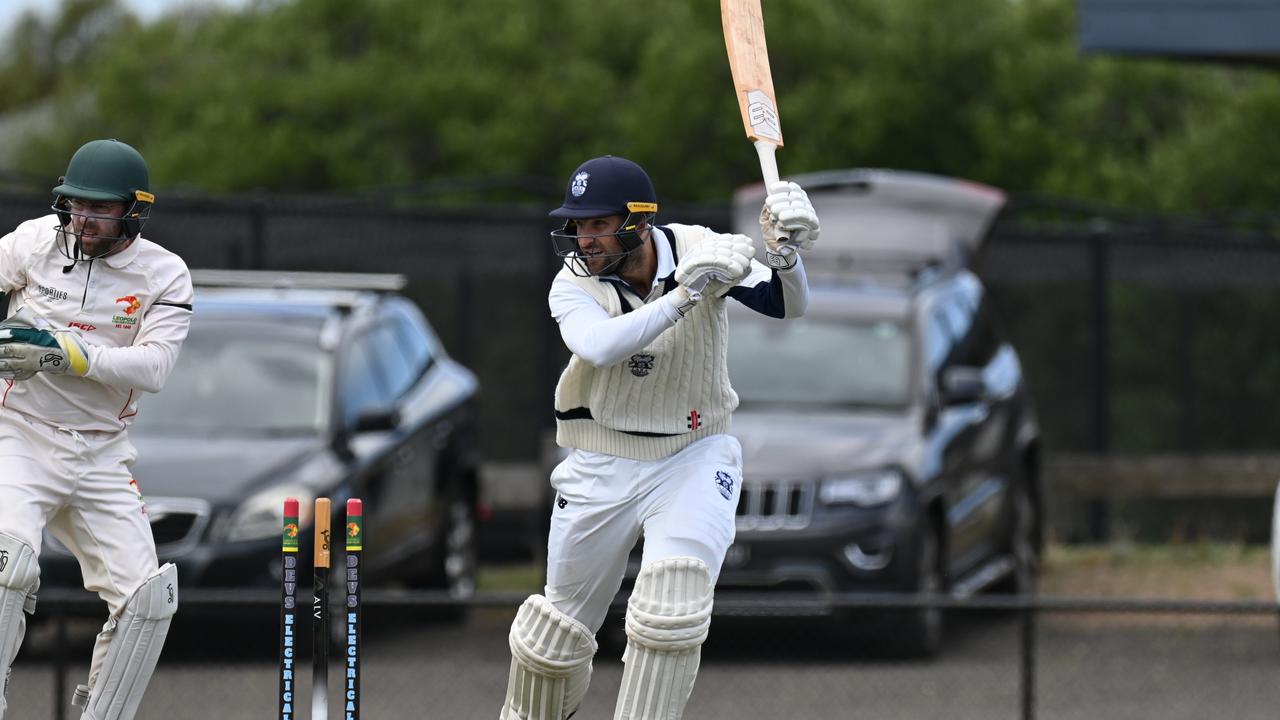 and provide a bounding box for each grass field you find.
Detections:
[1039,542,1273,600]
[481,542,1277,601]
